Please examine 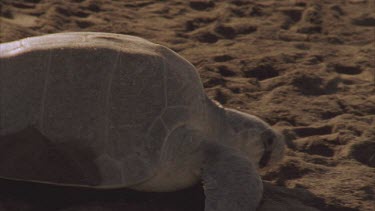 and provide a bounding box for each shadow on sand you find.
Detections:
[0,180,360,211]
